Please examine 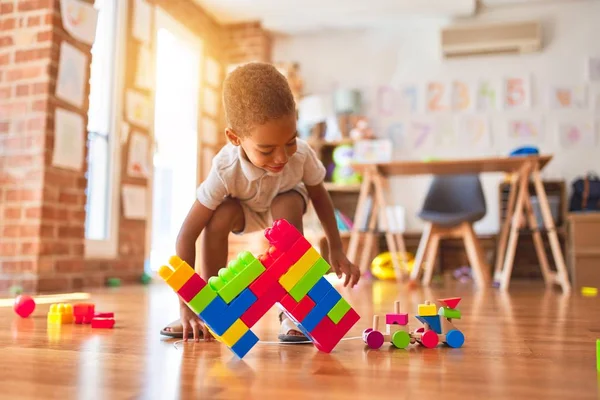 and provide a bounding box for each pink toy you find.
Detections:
[14,295,36,318]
